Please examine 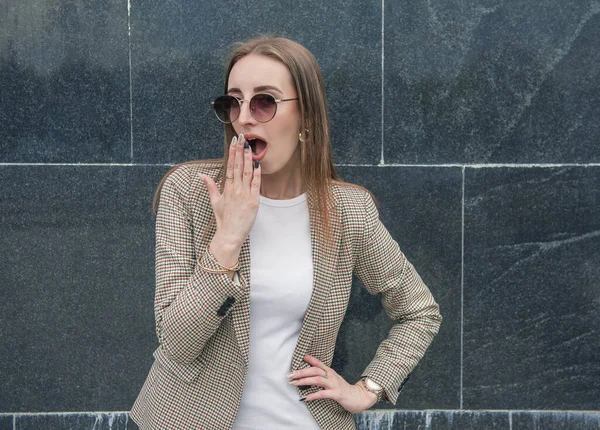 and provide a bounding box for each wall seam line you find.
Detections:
[380,0,385,165]
[127,0,134,162]
[6,409,600,415]
[2,163,599,168]
[460,166,465,410]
